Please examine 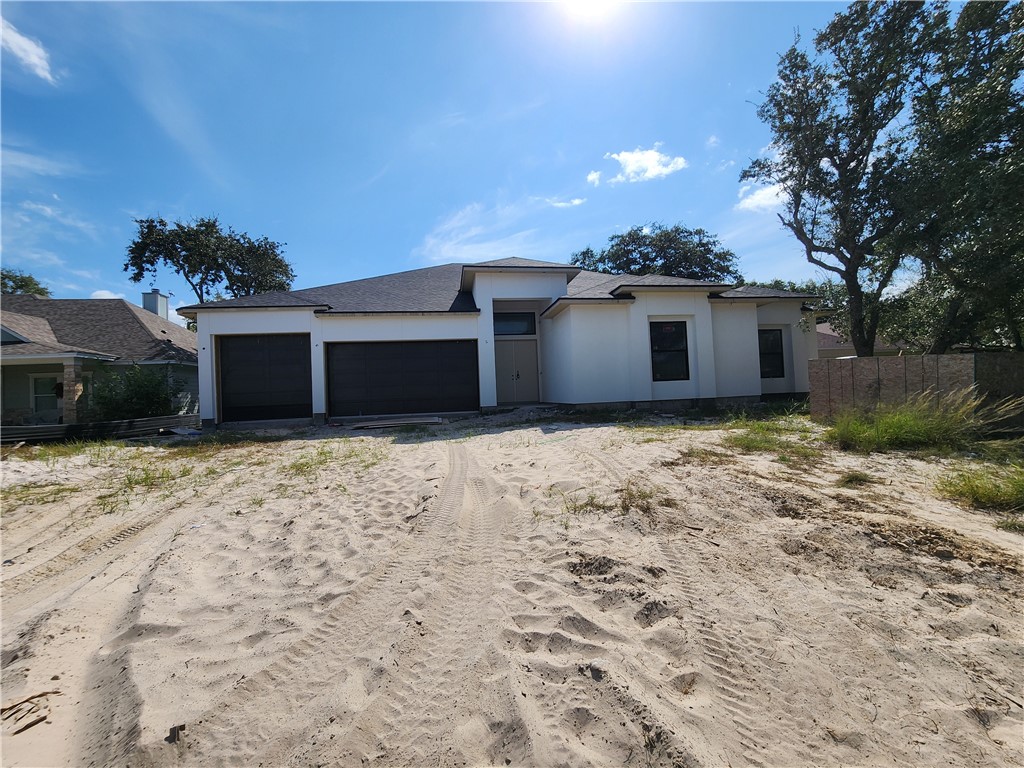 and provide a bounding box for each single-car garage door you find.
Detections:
[327,340,479,417]
[218,334,312,422]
